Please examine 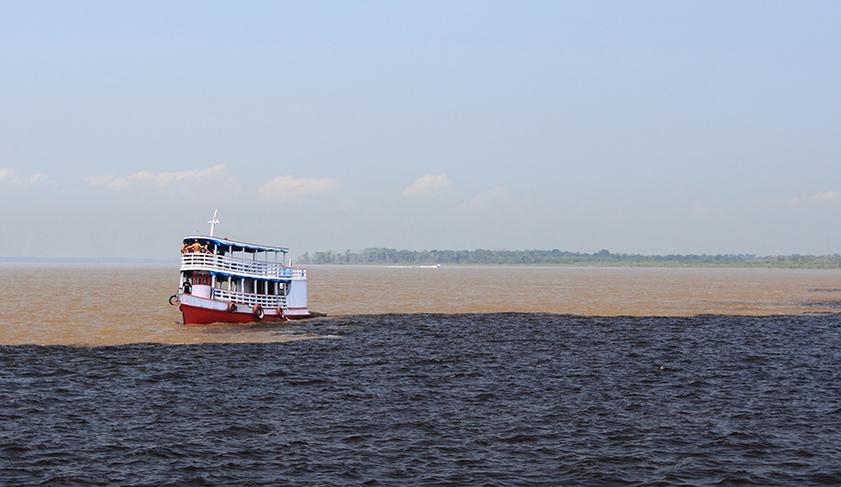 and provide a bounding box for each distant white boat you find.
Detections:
[385,264,441,269]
